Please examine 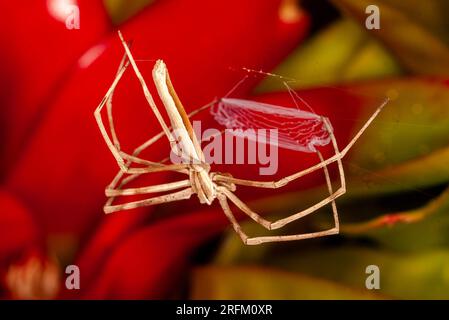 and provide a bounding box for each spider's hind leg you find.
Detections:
[216,150,342,245]
[215,118,346,245]
[217,194,249,244]
[216,182,340,246]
